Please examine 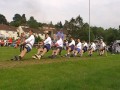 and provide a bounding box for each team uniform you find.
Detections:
[99,42,106,51]
[75,42,82,53]
[82,42,88,52]
[88,42,96,56]
[11,34,35,61]
[89,43,96,51]
[99,41,107,56]
[68,40,75,51]
[49,38,63,59]
[55,38,63,51]
[43,37,52,52]
[25,35,35,53]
